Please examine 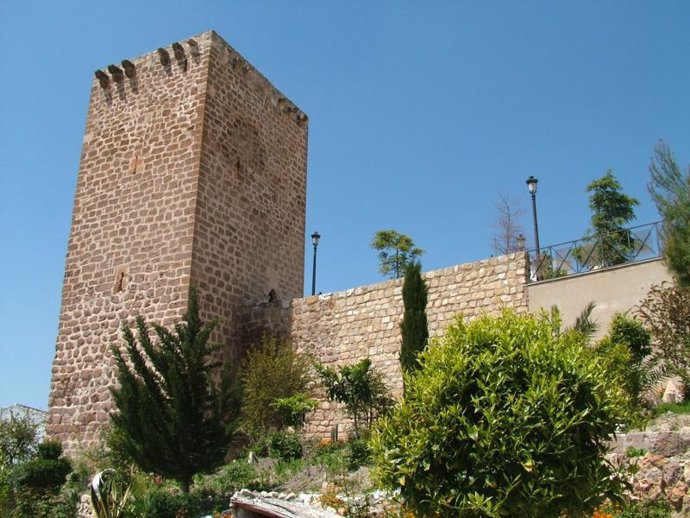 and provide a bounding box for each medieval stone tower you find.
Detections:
[47,31,308,453]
